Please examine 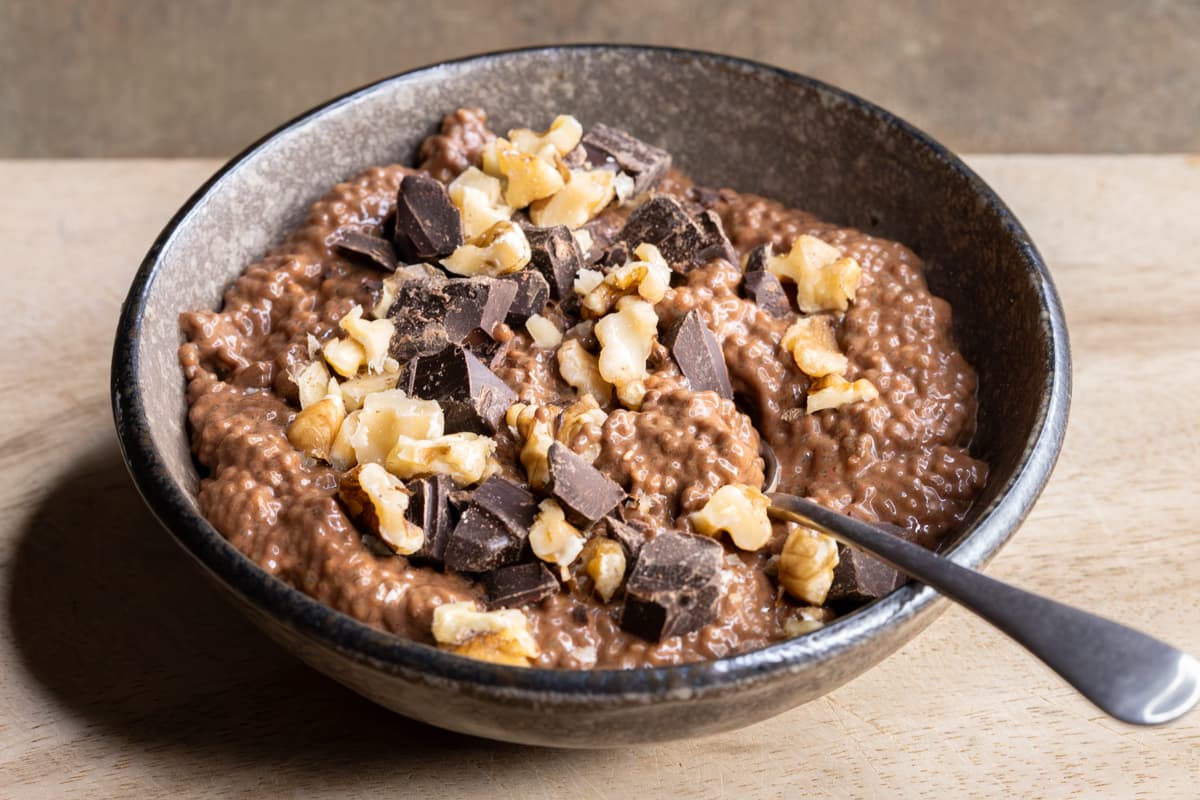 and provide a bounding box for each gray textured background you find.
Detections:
[3,0,1198,157]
